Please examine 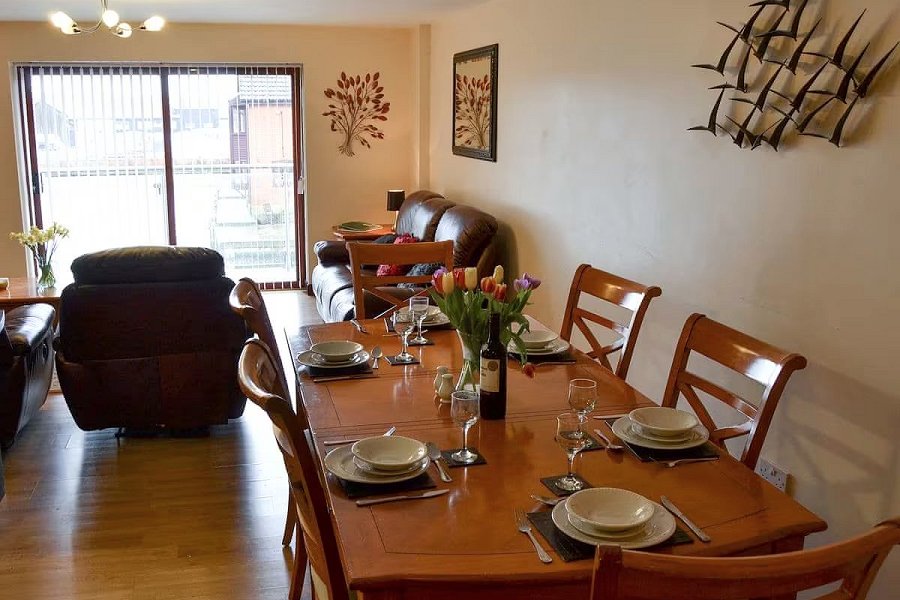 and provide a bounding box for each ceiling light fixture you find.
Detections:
[50,0,165,38]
